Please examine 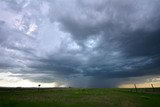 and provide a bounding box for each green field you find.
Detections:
[0,88,160,107]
